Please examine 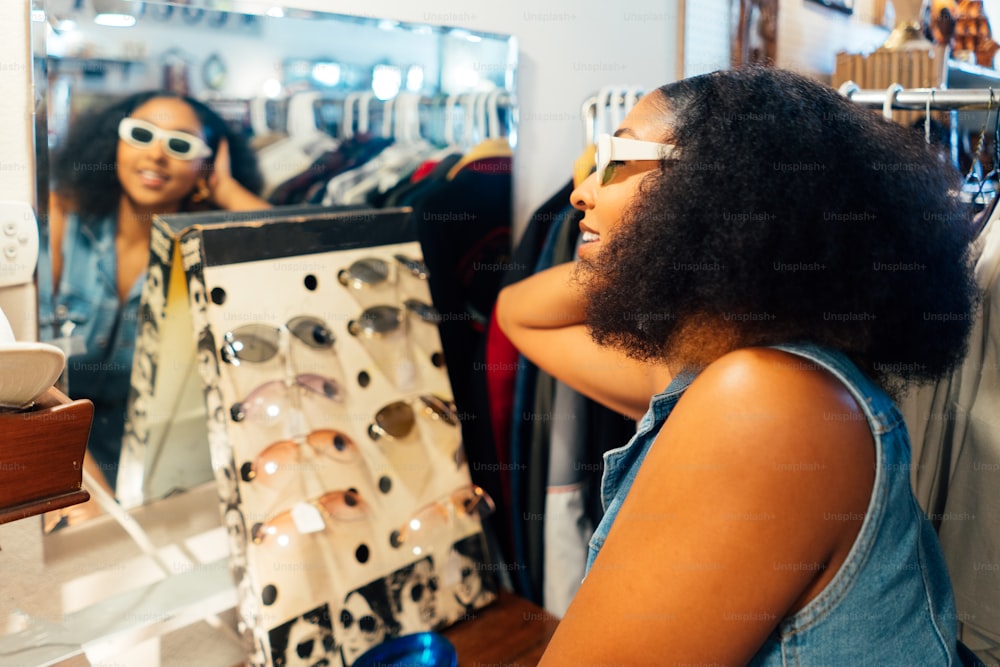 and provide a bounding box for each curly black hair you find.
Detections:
[580,66,979,393]
[49,90,264,225]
